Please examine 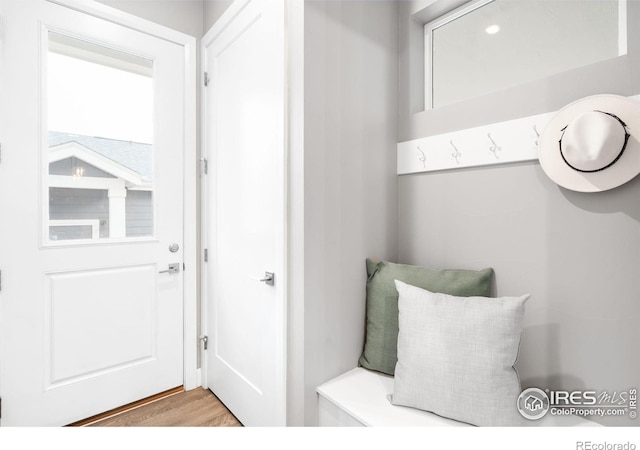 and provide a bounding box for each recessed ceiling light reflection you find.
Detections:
[485,25,500,35]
